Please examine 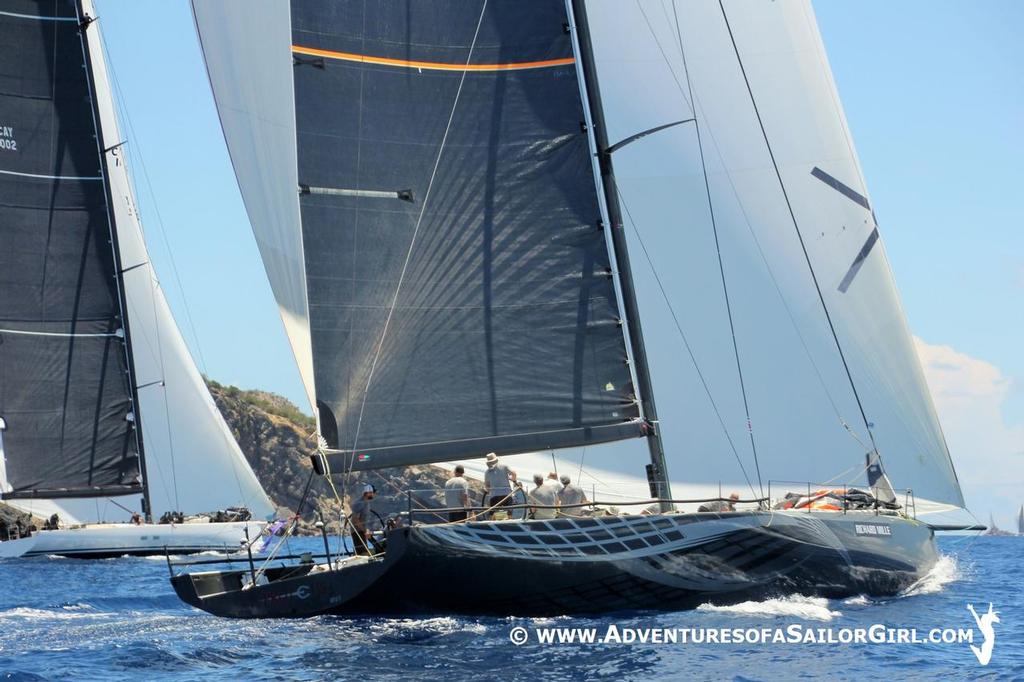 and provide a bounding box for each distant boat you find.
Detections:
[1018,506,1023,536]
[984,514,1015,538]
[172,0,977,617]
[0,0,273,559]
